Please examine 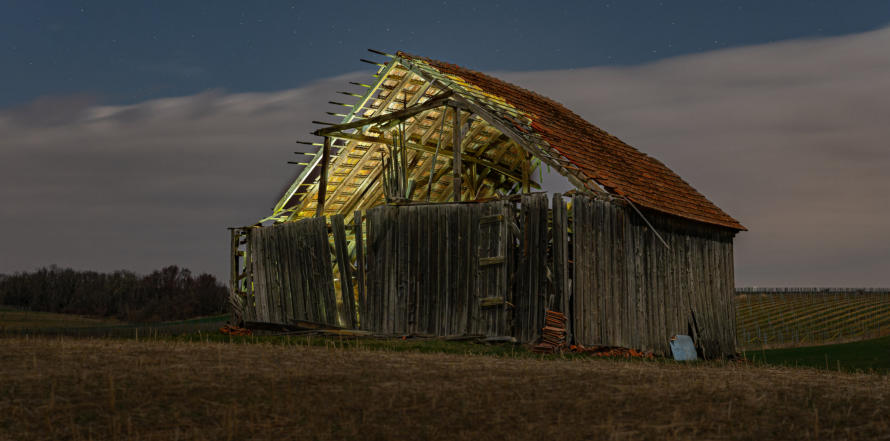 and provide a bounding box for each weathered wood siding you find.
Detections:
[363,201,512,336]
[572,195,737,357]
[240,217,339,326]
[231,194,738,356]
